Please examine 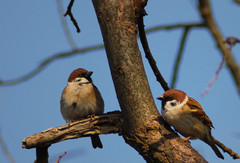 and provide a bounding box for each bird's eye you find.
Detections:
[170,102,176,106]
[74,78,81,82]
